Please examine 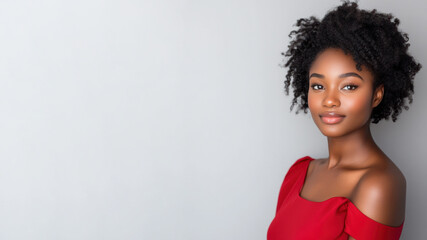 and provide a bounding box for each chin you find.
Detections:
[313,120,352,138]
[316,121,368,138]
[318,128,349,138]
